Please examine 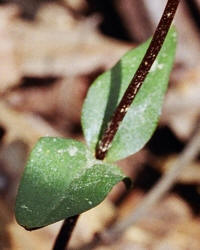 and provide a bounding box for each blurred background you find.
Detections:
[0,0,200,249]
